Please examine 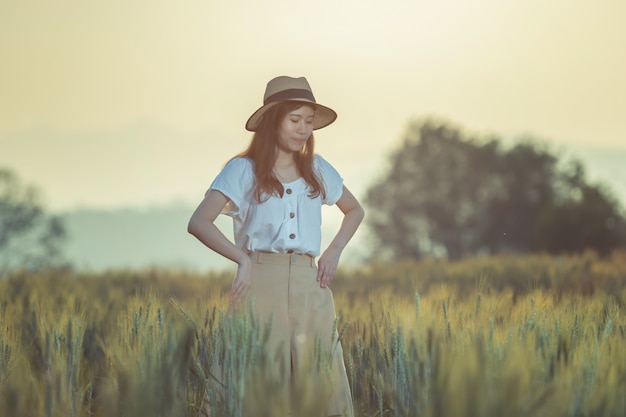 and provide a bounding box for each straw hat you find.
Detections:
[245,76,337,132]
